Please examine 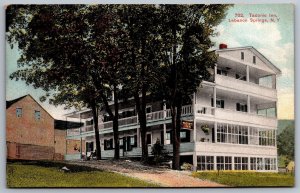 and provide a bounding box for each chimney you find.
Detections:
[219,43,228,49]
